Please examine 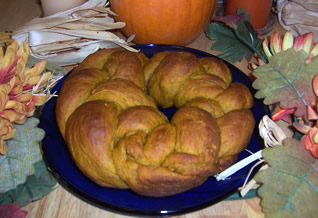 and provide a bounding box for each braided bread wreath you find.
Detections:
[56,48,255,197]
